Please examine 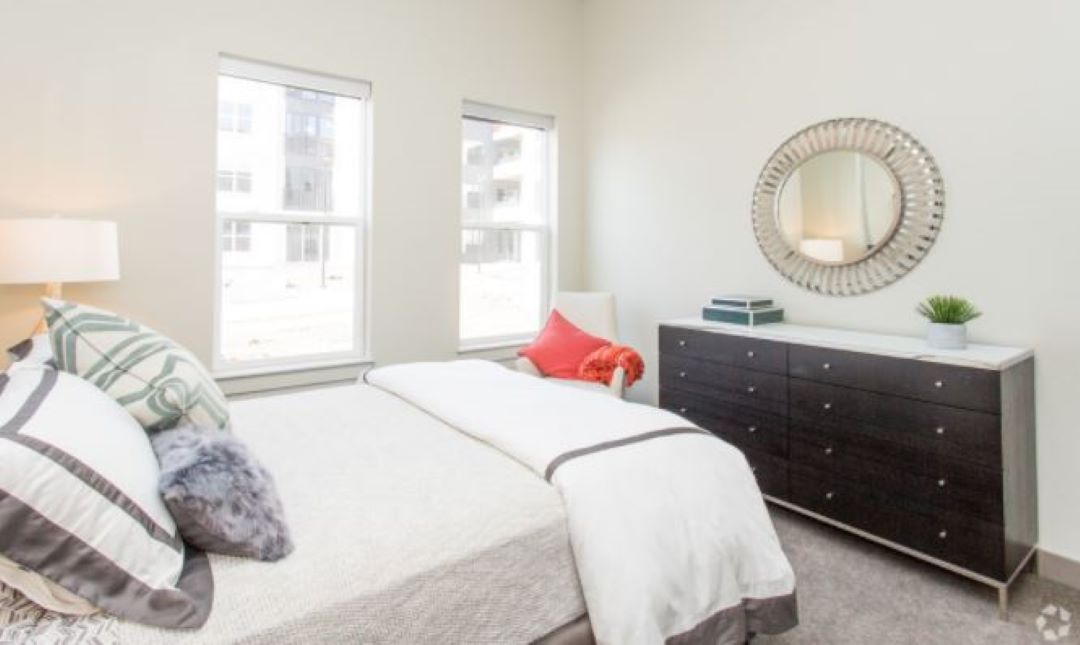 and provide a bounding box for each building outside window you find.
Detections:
[222,221,252,253]
[216,170,252,193]
[218,101,253,133]
[459,102,554,348]
[215,57,369,371]
[286,224,330,263]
